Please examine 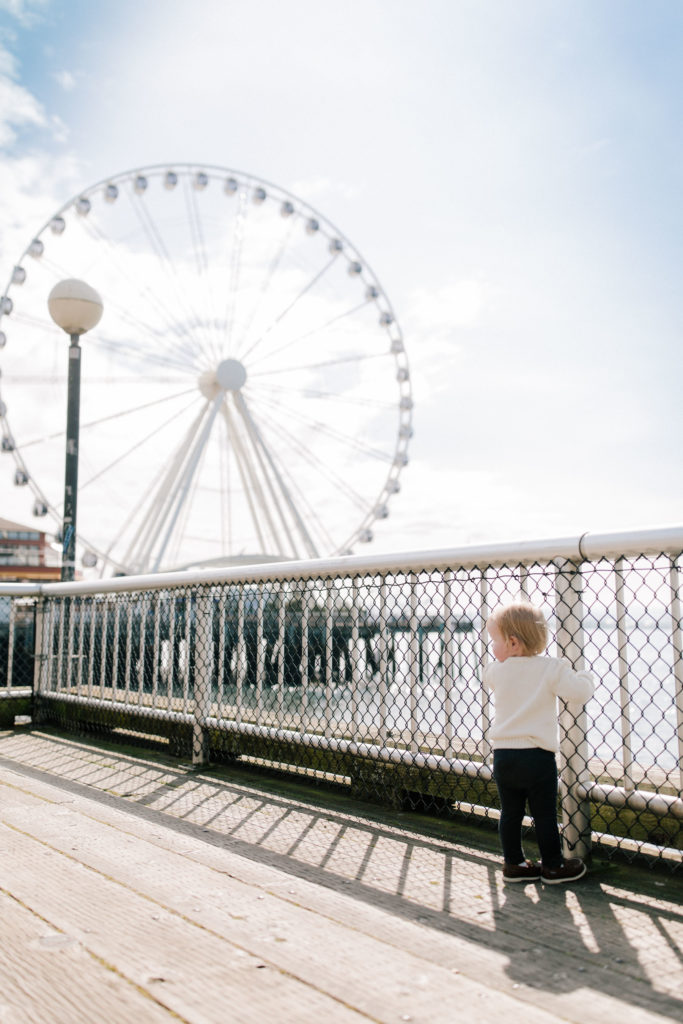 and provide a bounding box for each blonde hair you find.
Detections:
[487,601,548,656]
